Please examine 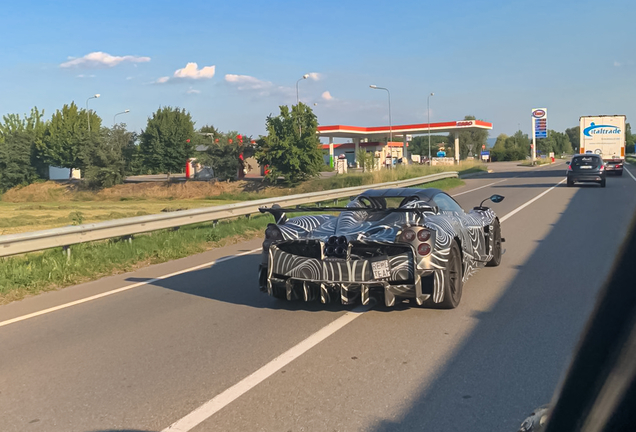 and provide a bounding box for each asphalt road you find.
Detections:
[1,161,636,432]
